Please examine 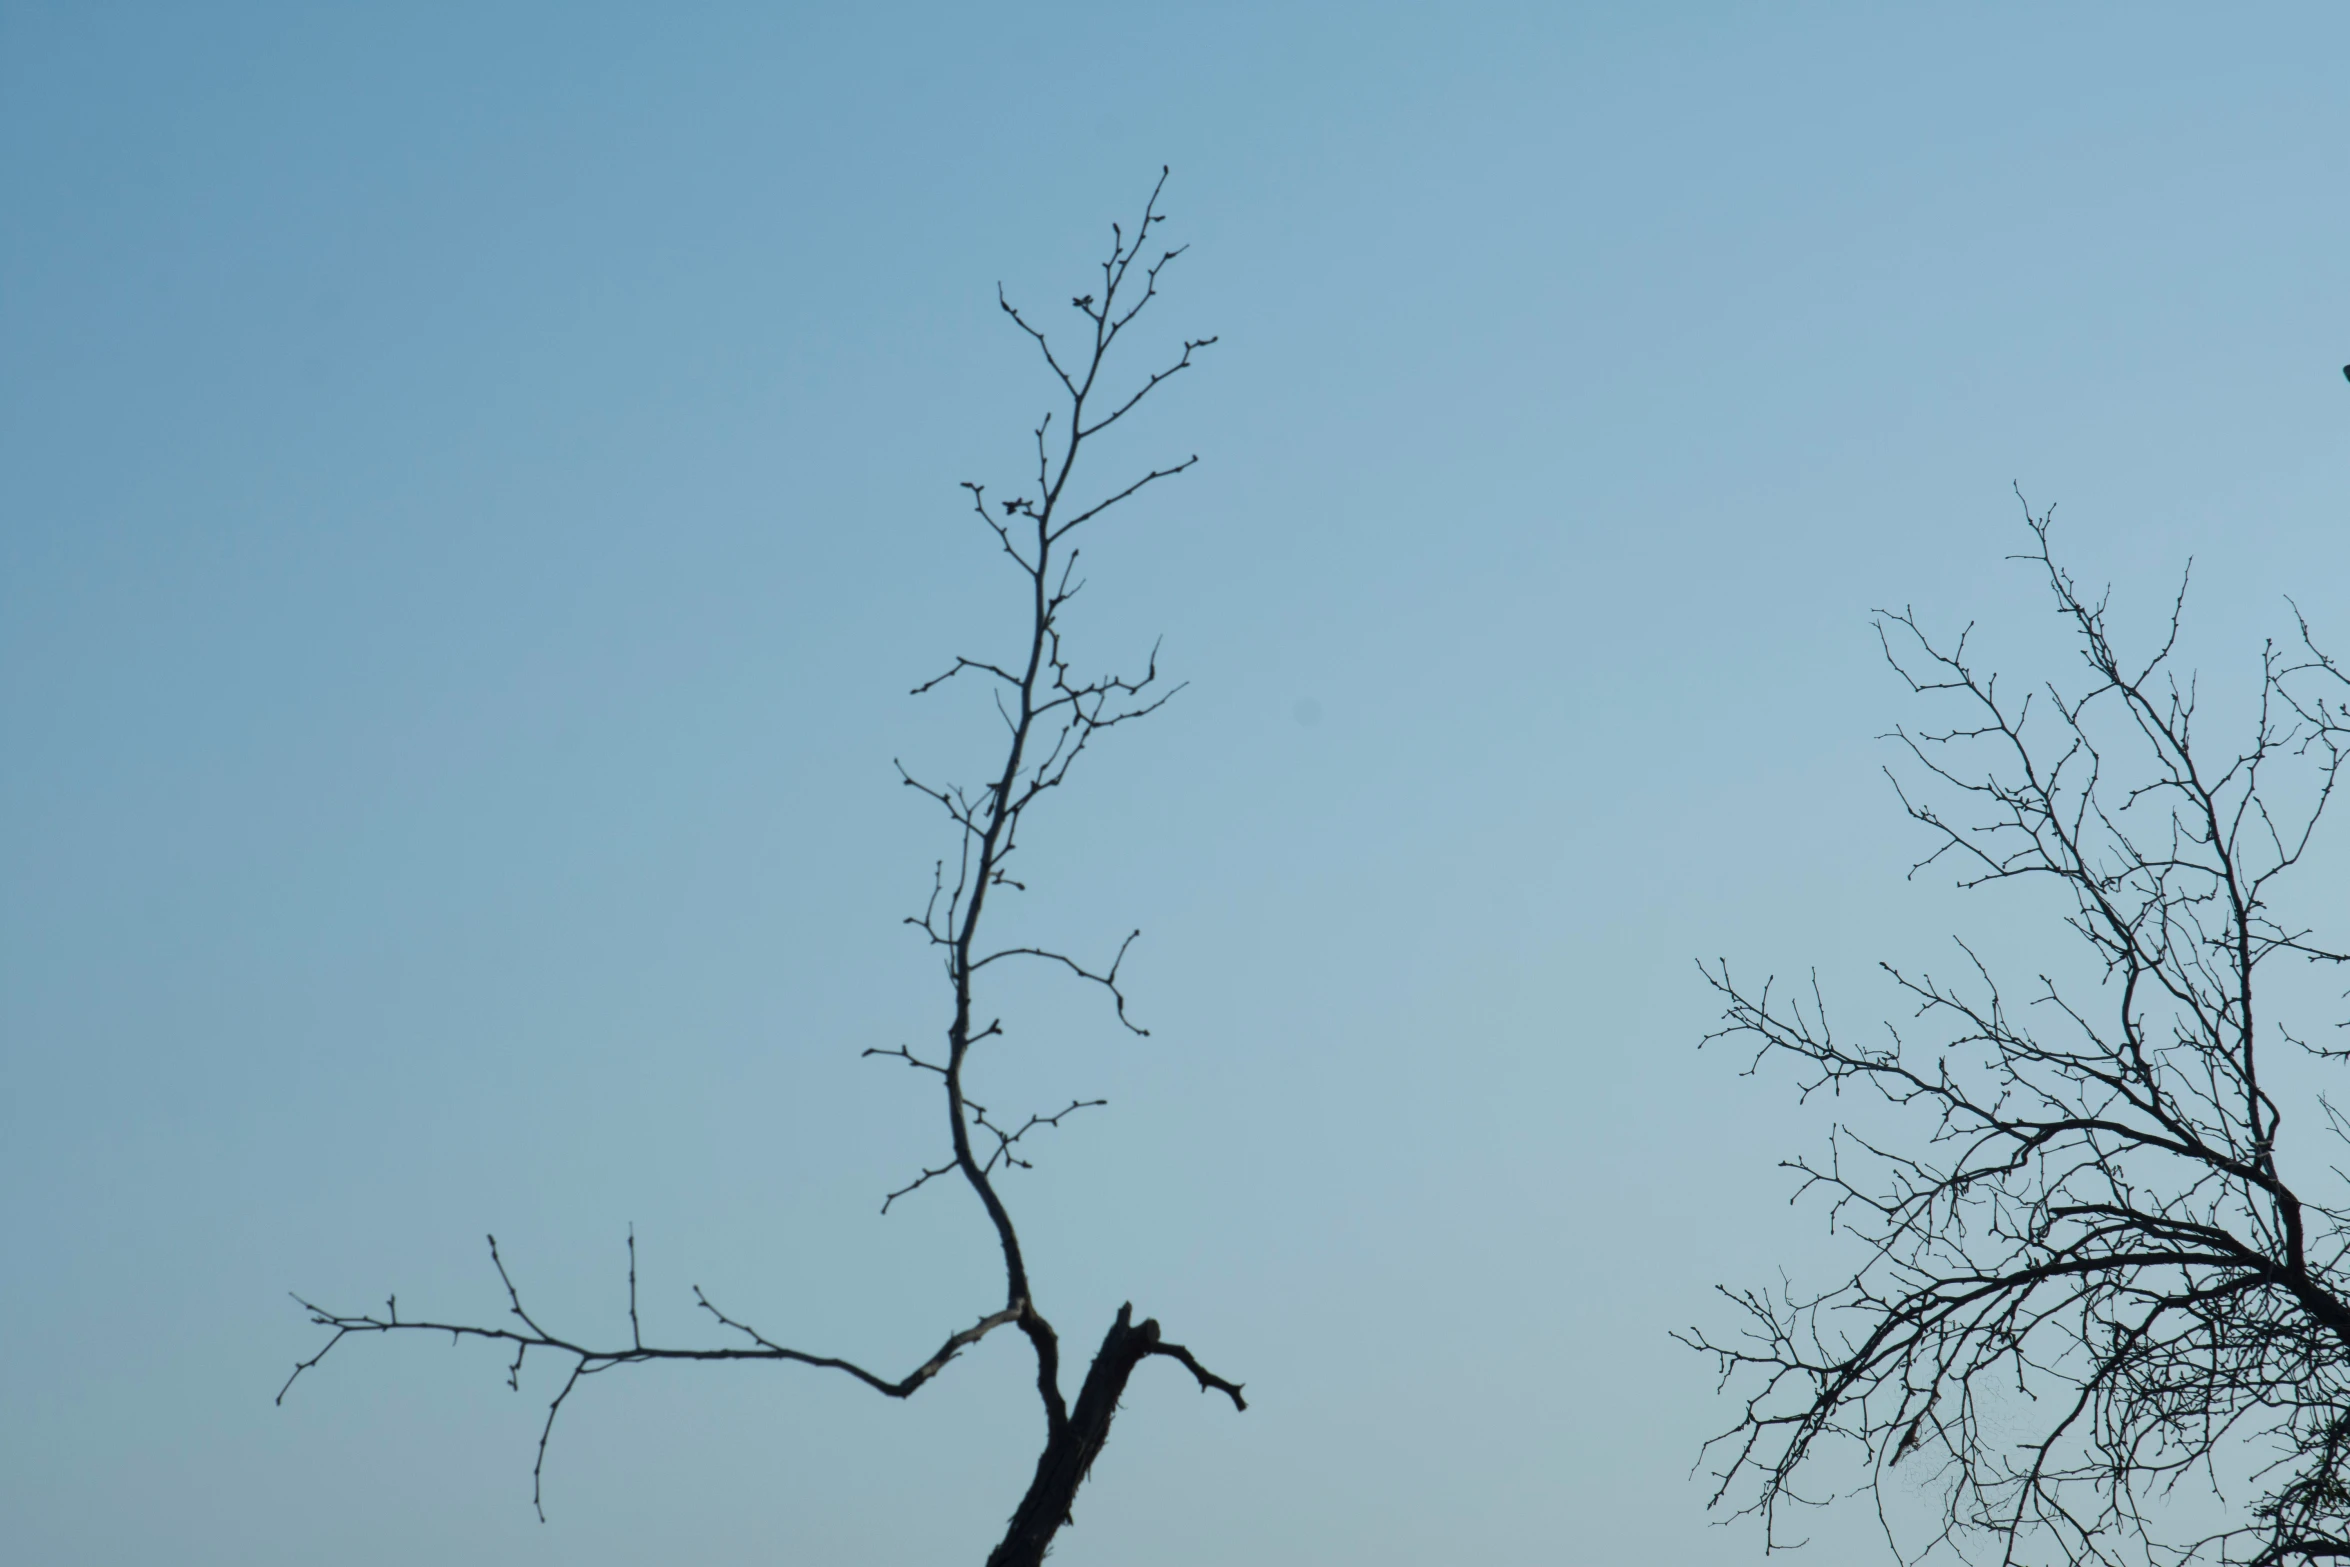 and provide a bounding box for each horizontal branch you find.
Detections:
[970,932,1149,1034]
[280,1235,1024,1517]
